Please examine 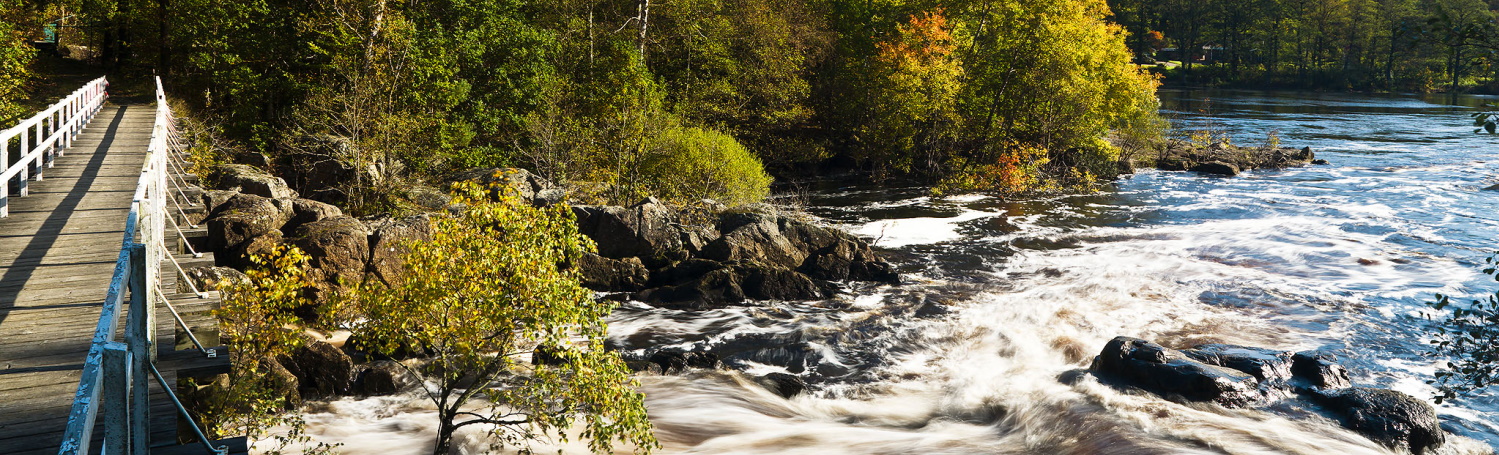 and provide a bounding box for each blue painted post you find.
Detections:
[102,342,131,454]
[125,244,151,454]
